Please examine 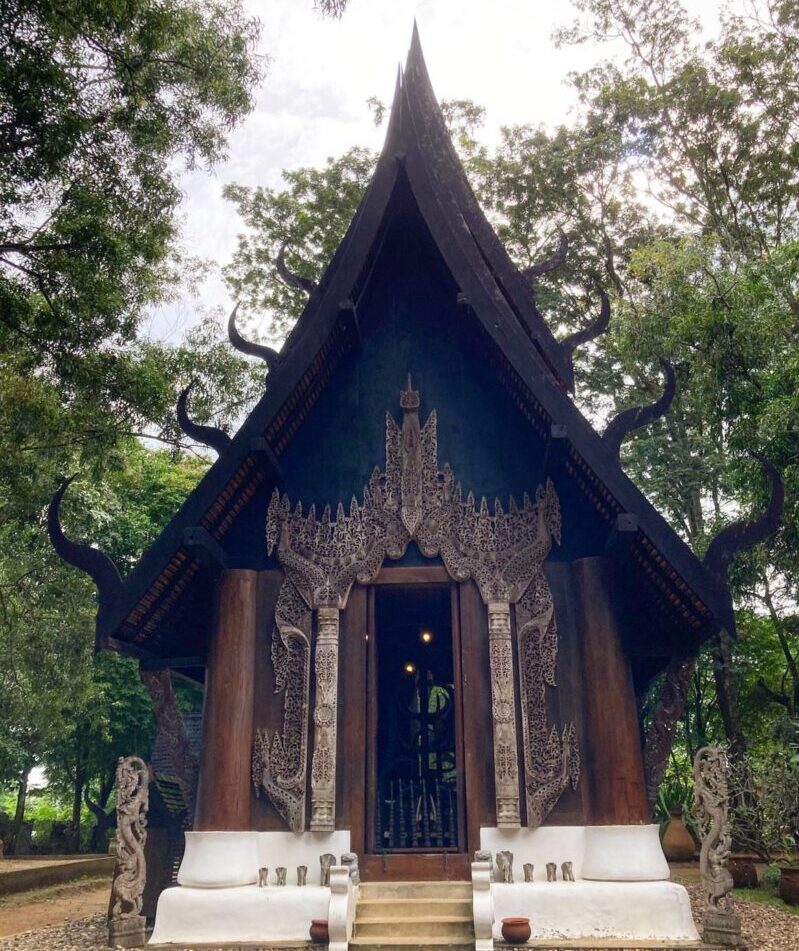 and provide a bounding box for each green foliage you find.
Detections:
[728,746,799,863]
[224,147,377,337]
[762,864,783,894]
